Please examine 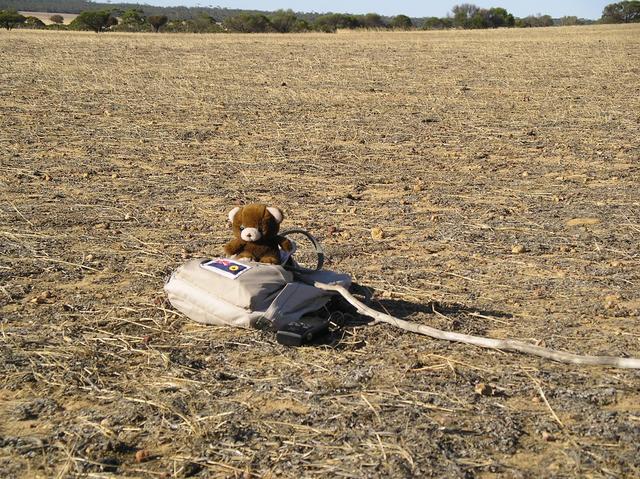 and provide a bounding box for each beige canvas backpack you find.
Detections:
[164,234,351,330]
